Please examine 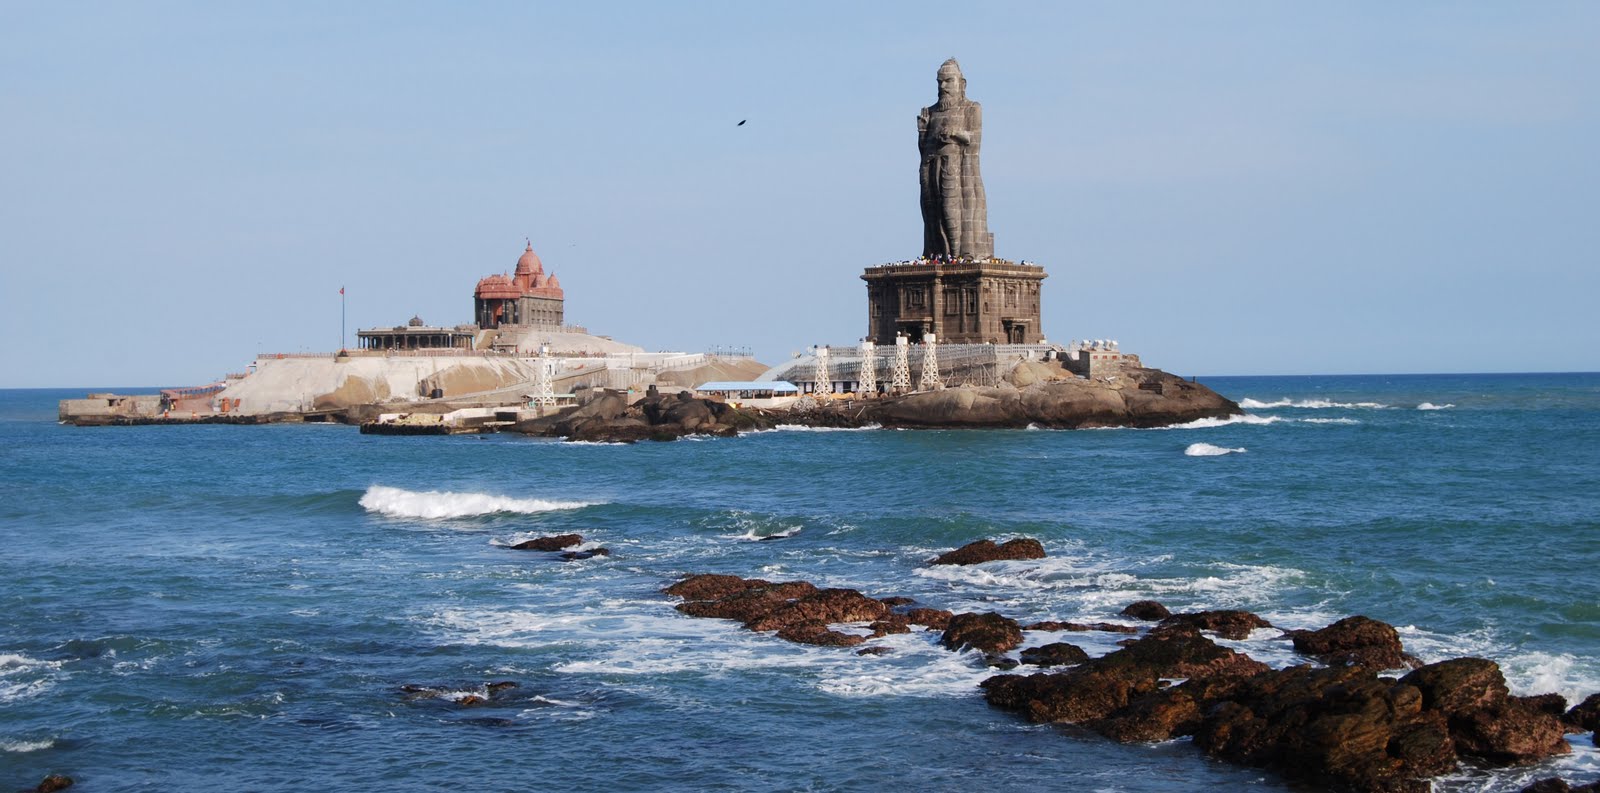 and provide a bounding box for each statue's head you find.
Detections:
[937,58,966,103]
